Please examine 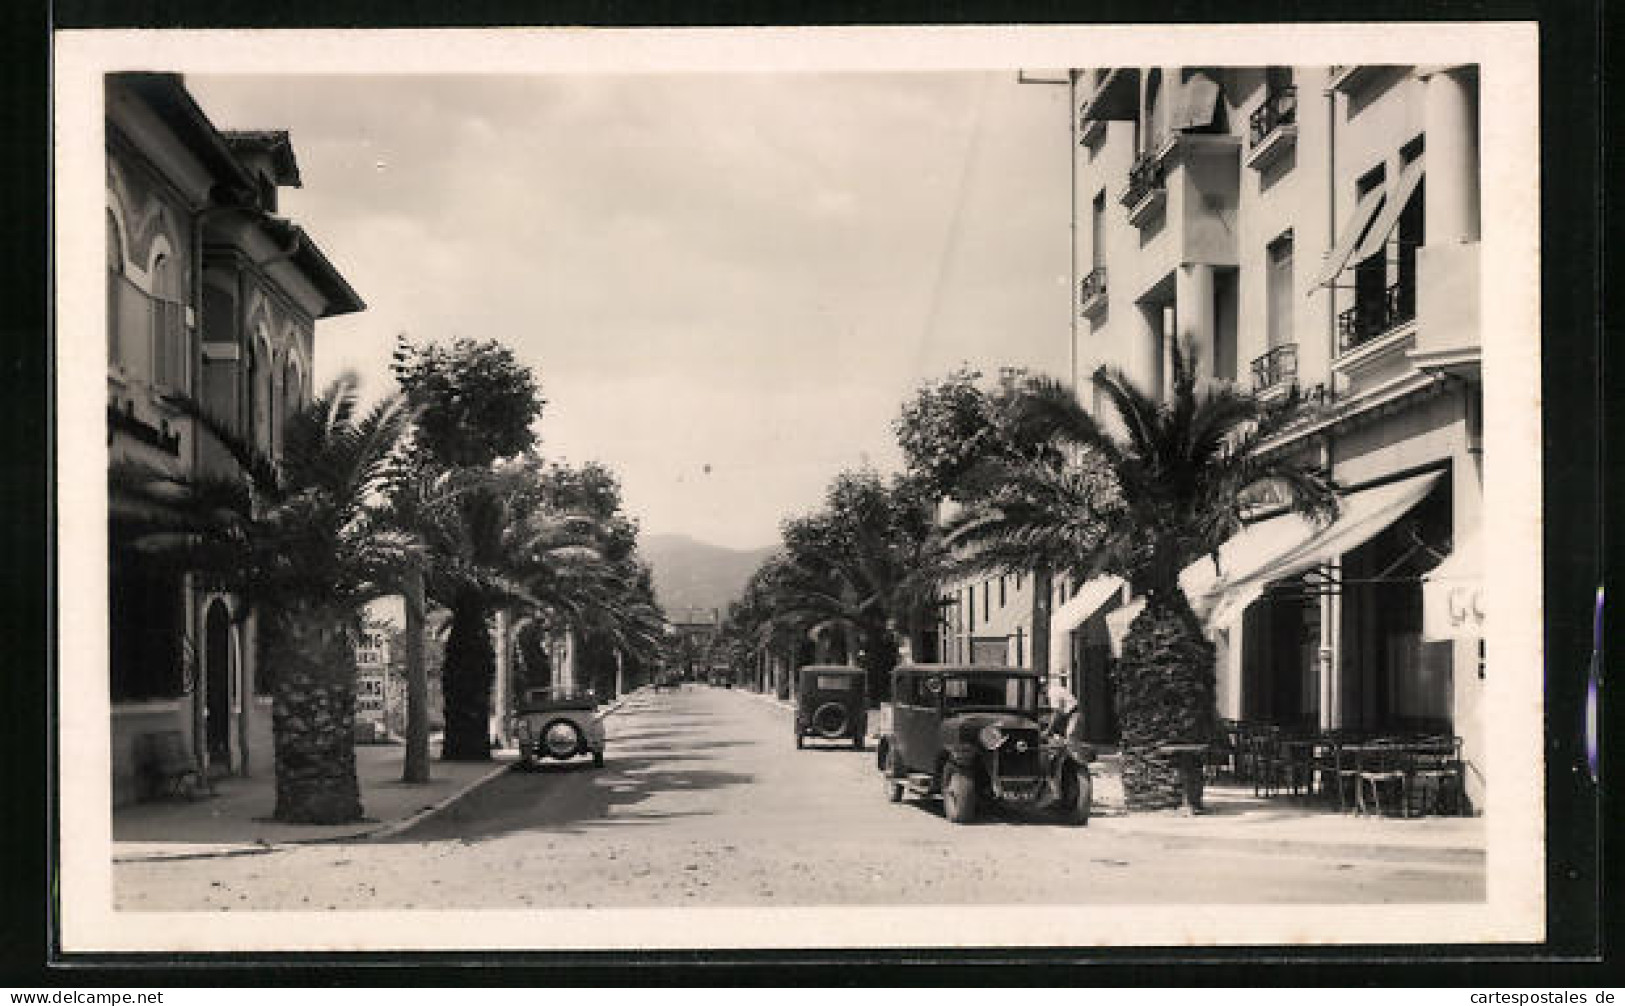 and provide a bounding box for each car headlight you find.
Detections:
[978,724,1005,750]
